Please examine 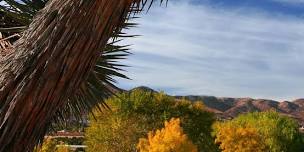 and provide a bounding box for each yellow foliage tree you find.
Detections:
[34,138,57,152]
[213,123,267,152]
[56,141,70,152]
[213,111,304,152]
[137,118,198,152]
[34,138,69,152]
